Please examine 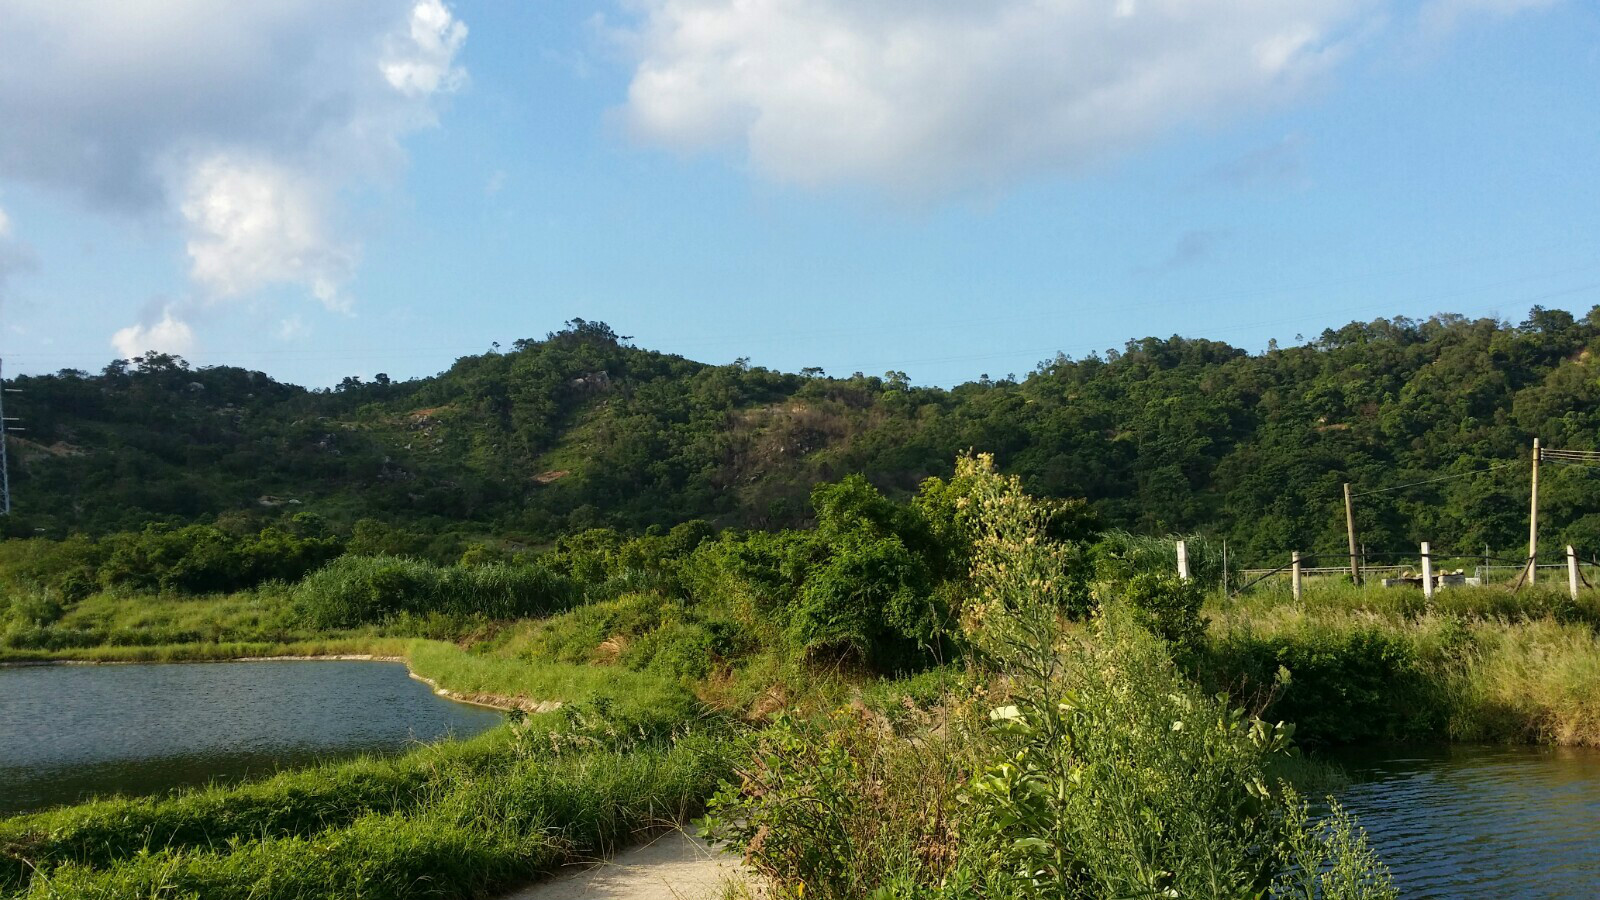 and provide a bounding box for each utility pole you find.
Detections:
[0,358,11,515]
[1527,437,1541,586]
[1344,482,1361,585]
[1421,541,1434,600]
